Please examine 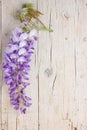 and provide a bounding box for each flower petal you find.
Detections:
[18,48,26,55]
[20,33,28,41]
[29,29,37,37]
[19,41,27,48]
[10,53,17,59]
[18,56,26,62]
[24,102,32,107]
